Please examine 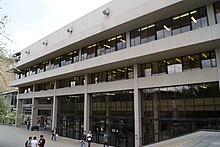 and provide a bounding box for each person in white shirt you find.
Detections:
[31,136,38,147]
